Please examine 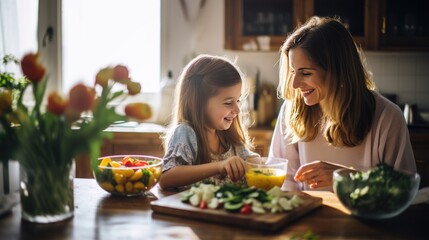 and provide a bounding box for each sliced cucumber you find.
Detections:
[208,198,220,209]
[224,202,243,212]
[247,191,259,198]
[181,192,194,203]
[252,205,266,214]
[189,194,200,206]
